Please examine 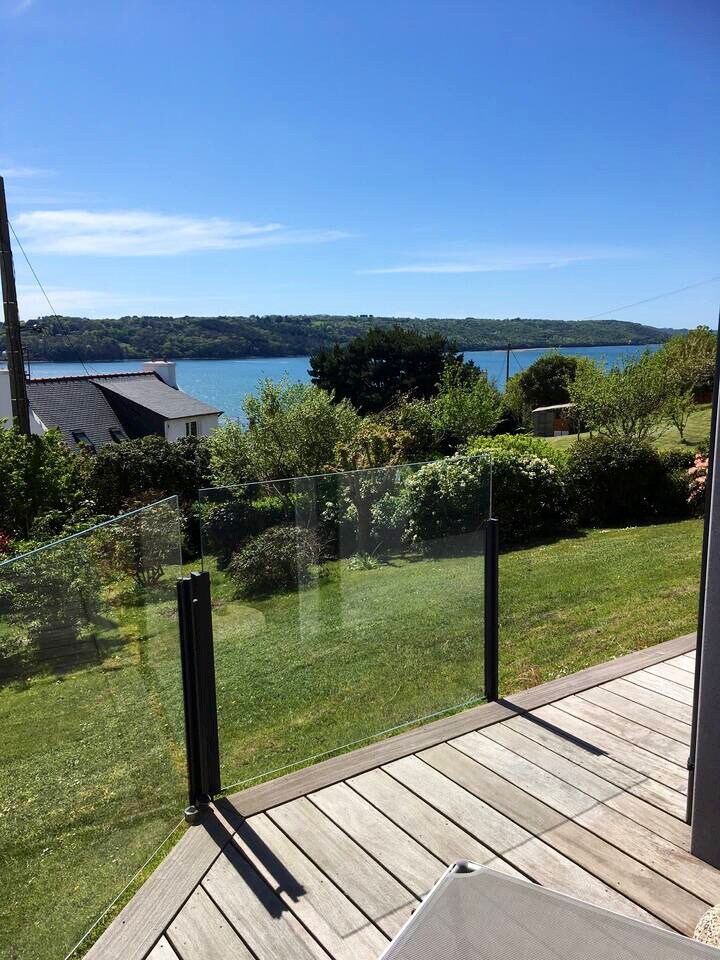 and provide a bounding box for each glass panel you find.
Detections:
[0,497,186,960]
[199,456,491,792]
